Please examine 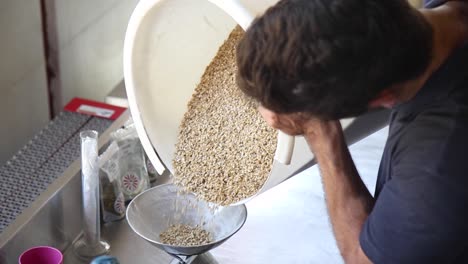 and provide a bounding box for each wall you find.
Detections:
[0,0,50,164]
[55,0,139,105]
[55,0,420,105]
[0,0,139,165]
